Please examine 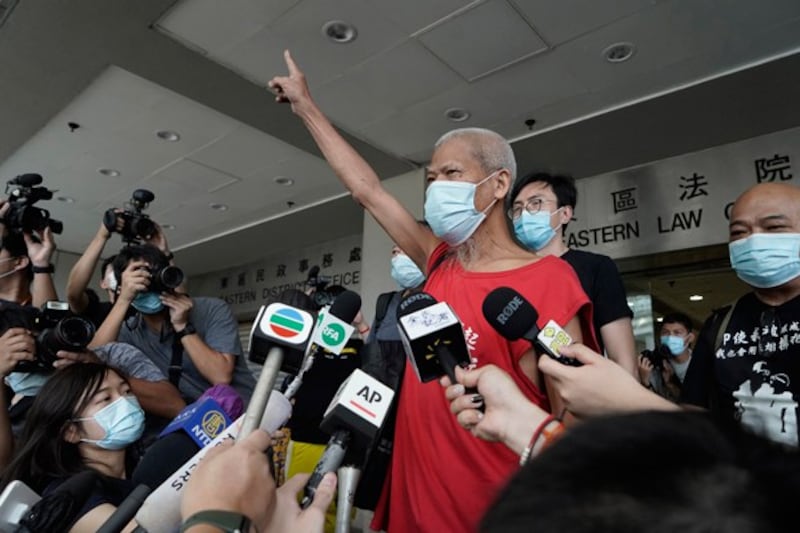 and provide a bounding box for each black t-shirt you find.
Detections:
[81,289,114,330]
[682,292,800,447]
[561,249,632,353]
[288,339,363,444]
